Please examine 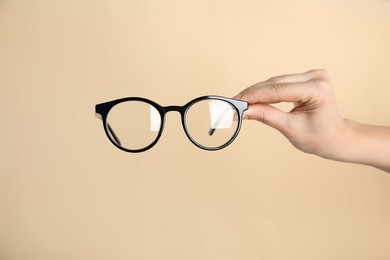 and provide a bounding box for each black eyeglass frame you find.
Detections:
[95,96,248,152]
